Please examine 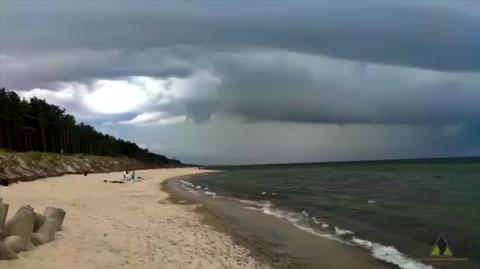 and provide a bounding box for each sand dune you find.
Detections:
[0,168,267,269]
